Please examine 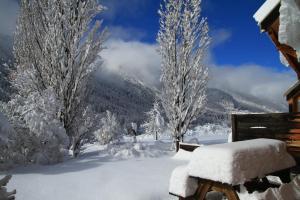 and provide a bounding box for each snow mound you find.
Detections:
[172,149,194,161]
[108,141,171,160]
[188,139,296,185]
[169,165,198,198]
[113,148,140,159]
[238,175,300,200]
